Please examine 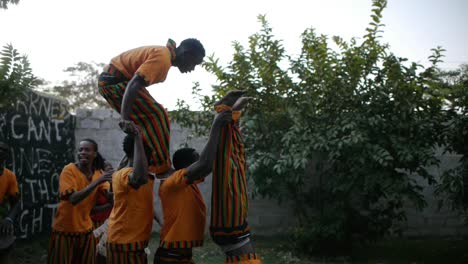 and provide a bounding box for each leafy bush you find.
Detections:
[173,0,465,255]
